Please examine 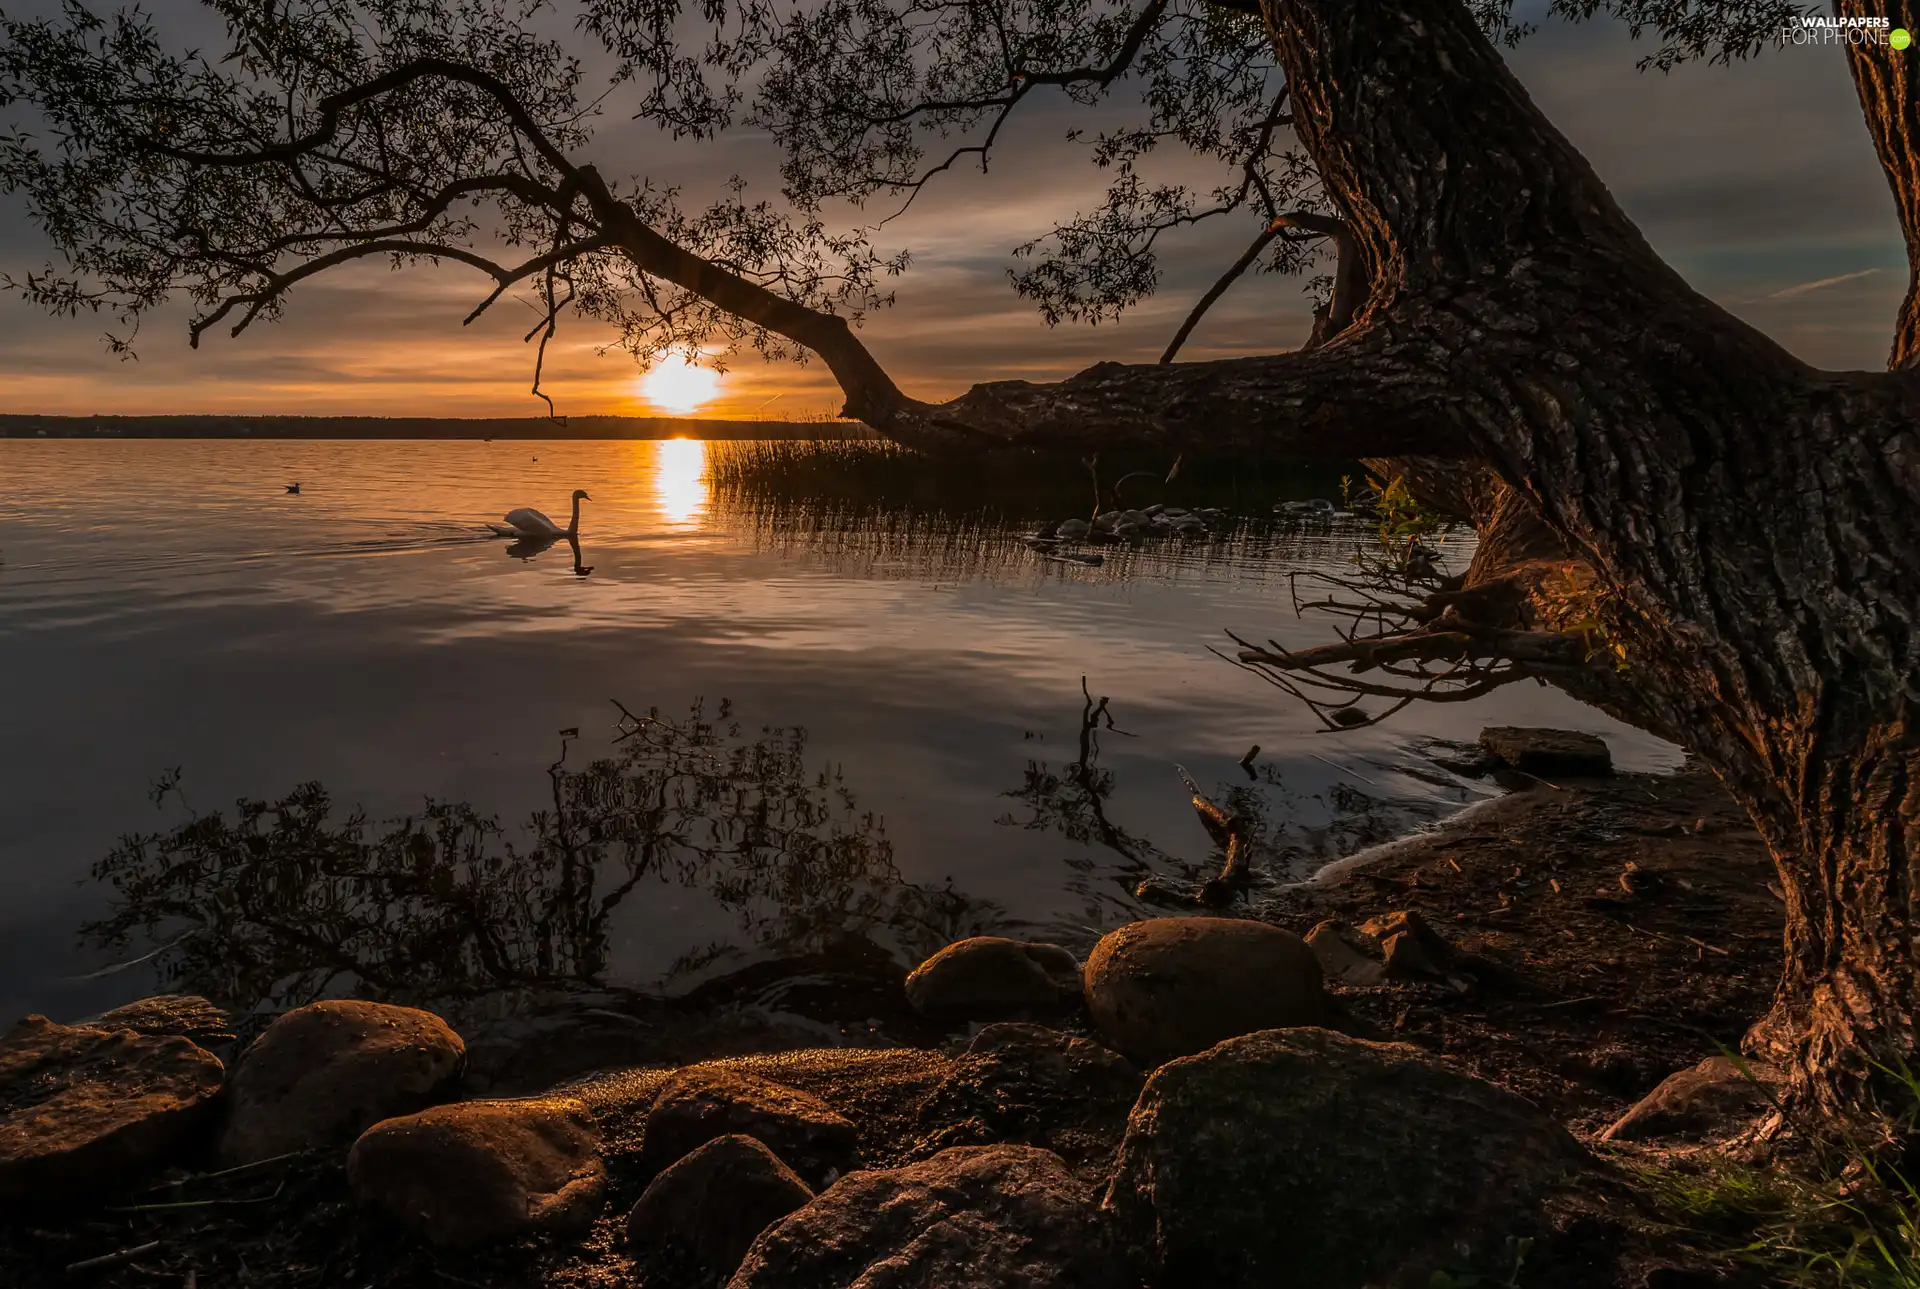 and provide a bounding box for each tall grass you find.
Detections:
[706,437,920,493]
[703,437,1351,517]
[1634,1063,1920,1286]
